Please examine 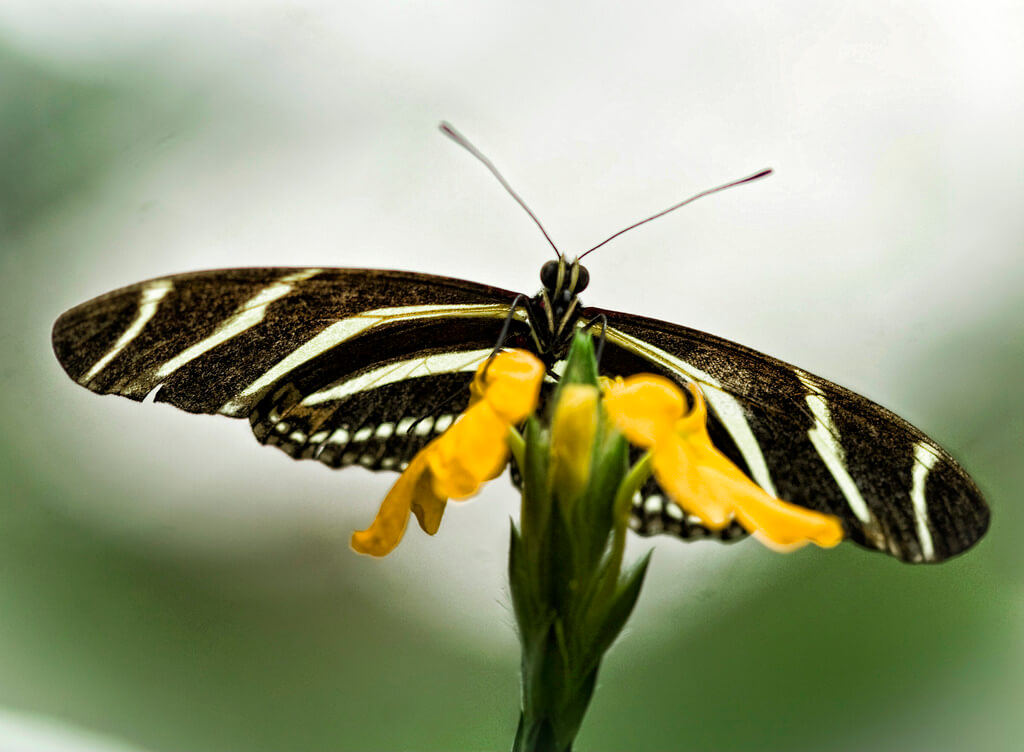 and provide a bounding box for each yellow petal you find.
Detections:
[476,349,545,423]
[636,378,845,550]
[428,402,509,498]
[354,348,544,555]
[351,453,431,556]
[411,488,447,536]
[604,375,686,447]
[734,493,844,550]
[650,437,735,528]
